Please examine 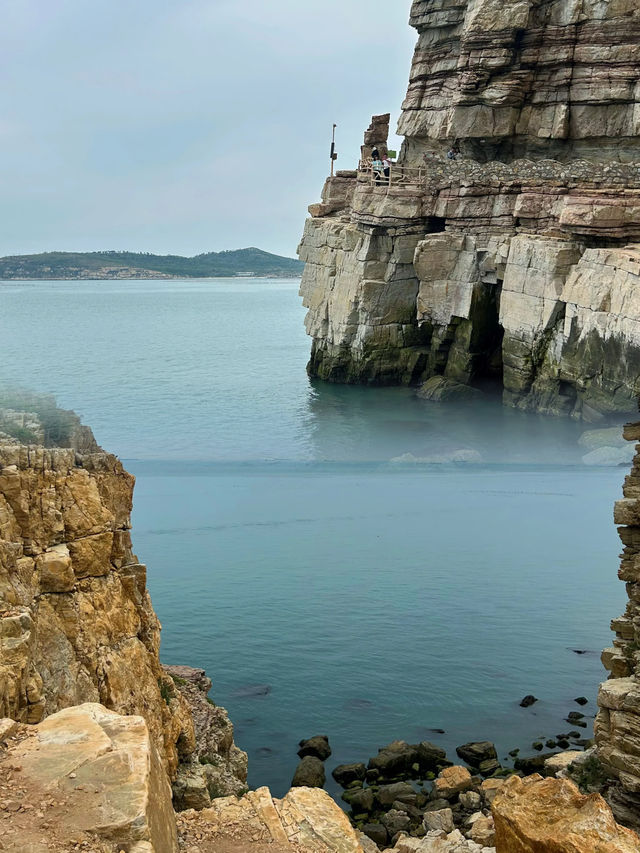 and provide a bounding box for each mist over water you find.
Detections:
[1,278,628,795]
